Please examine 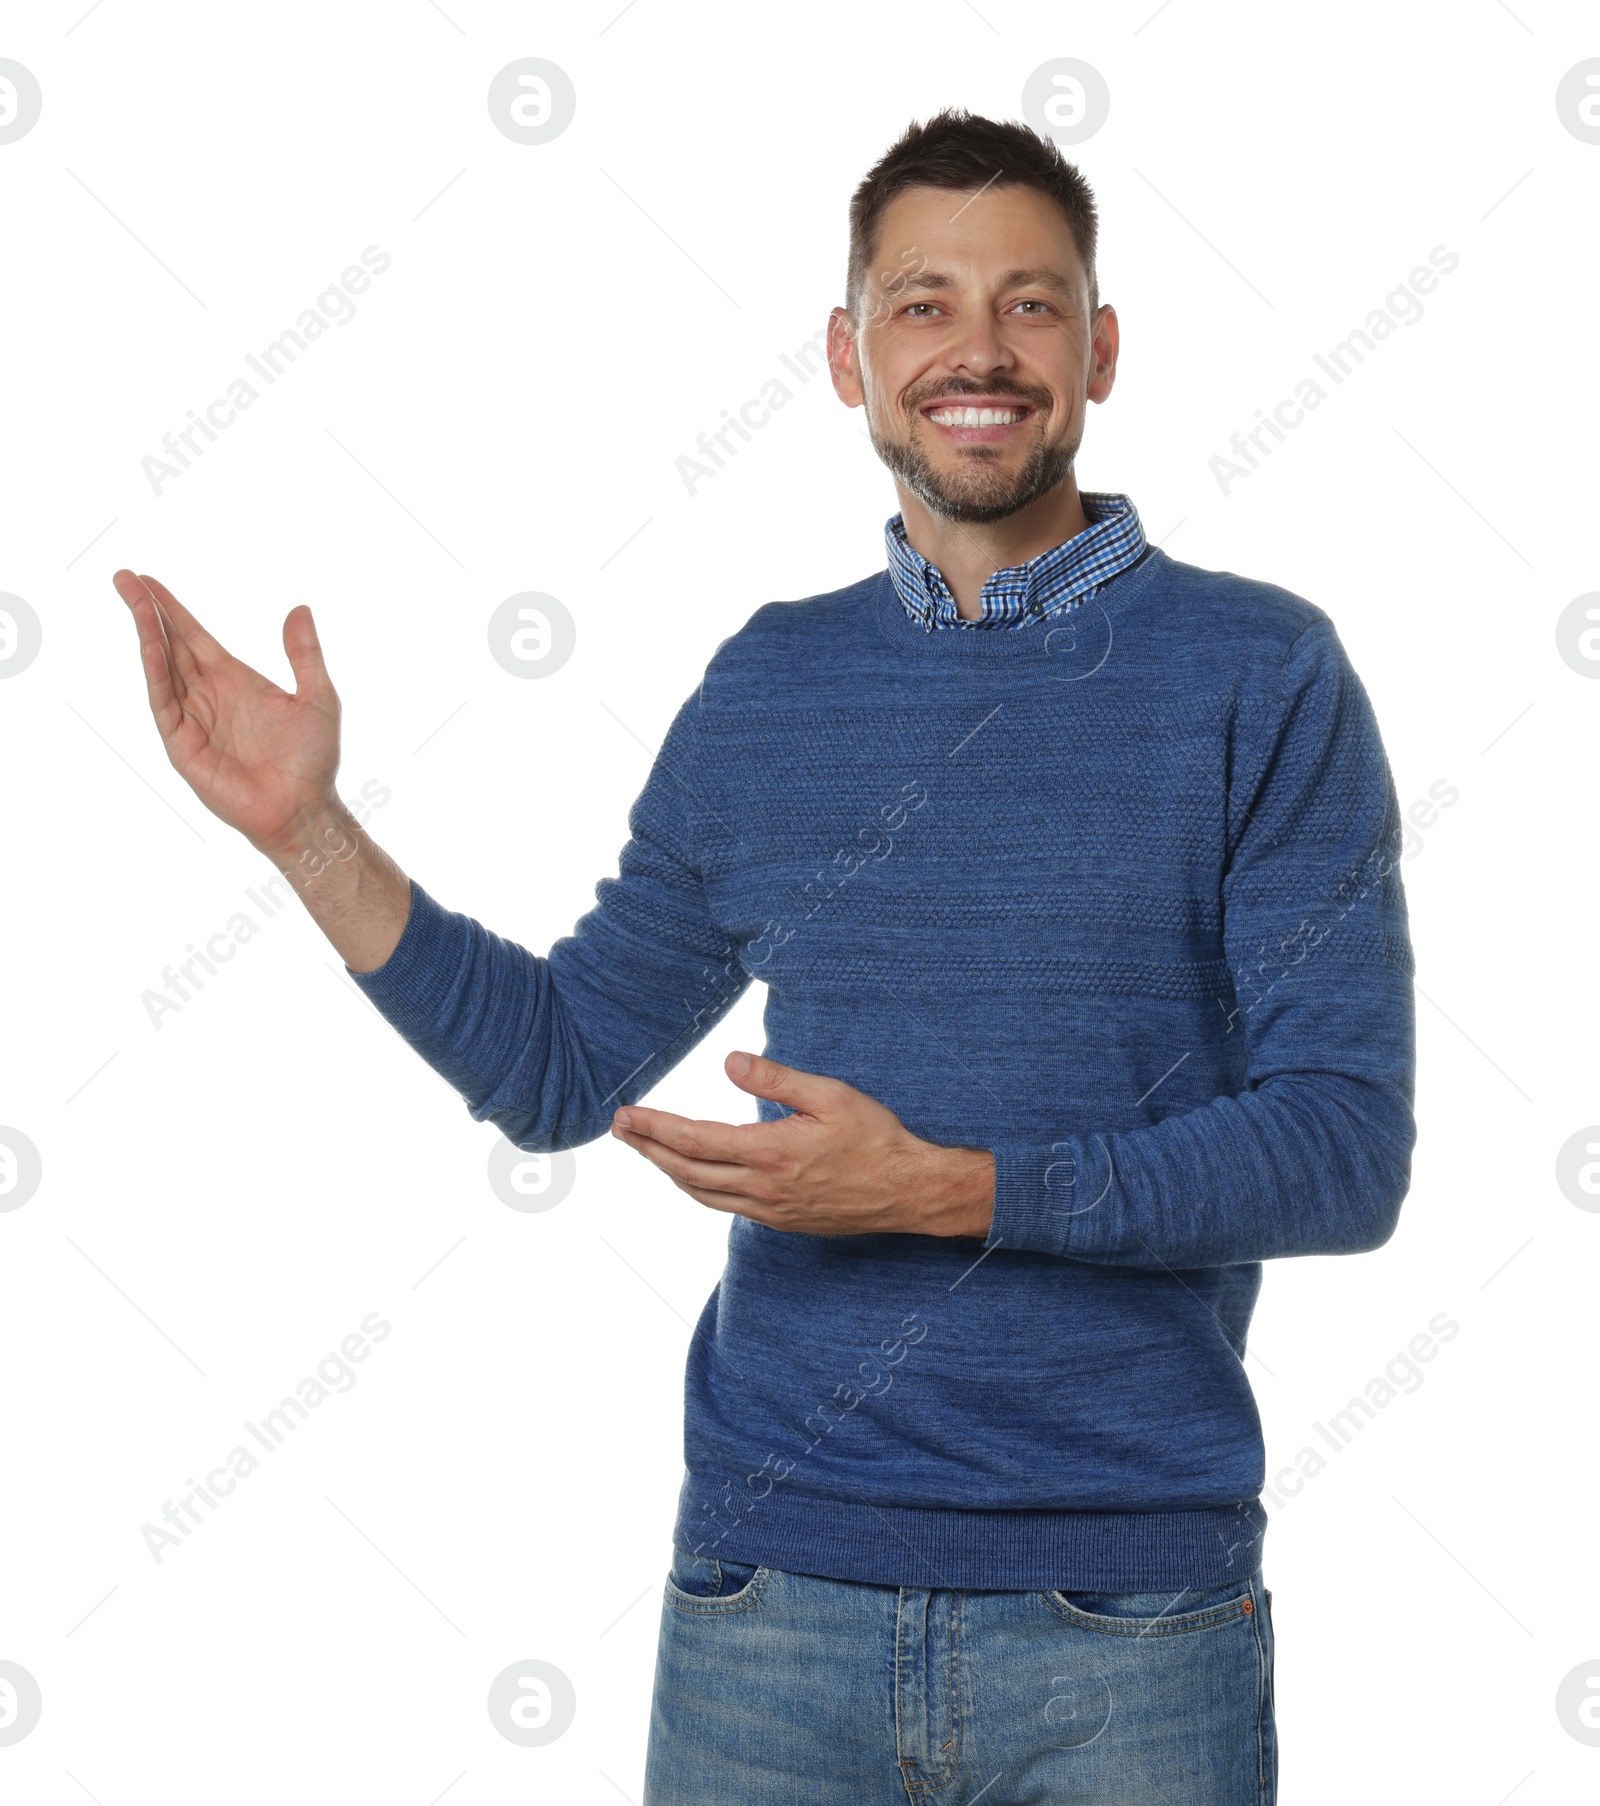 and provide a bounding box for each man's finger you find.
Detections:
[113,571,187,737]
[137,573,227,667]
[613,1105,778,1166]
[148,593,205,689]
[283,603,334,700]
[115,571,201,697]
[723,1050,842,1113]
[612,1124,772,1200]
